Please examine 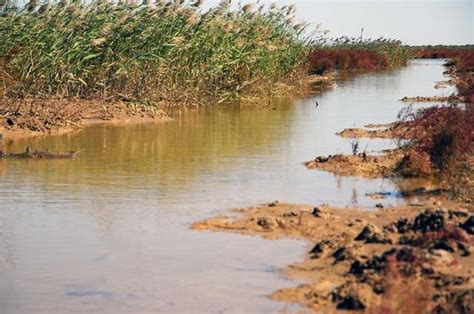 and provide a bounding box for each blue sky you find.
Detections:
[206,0,473,45]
